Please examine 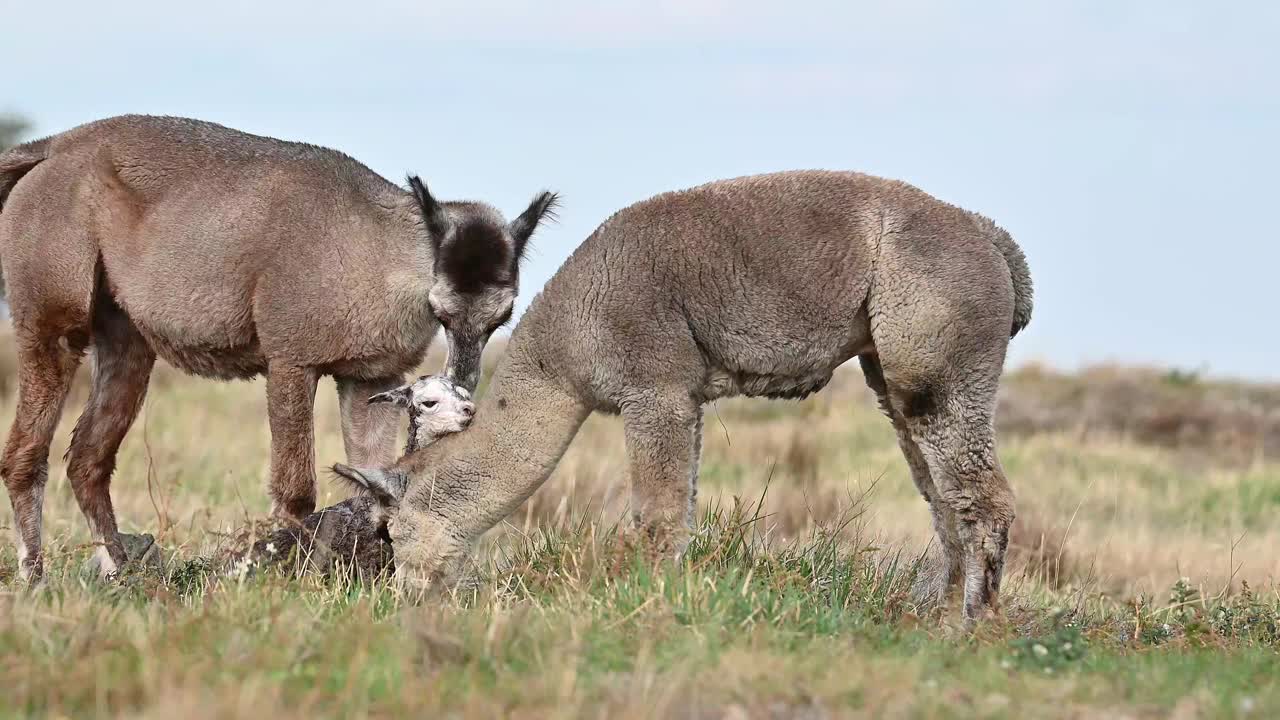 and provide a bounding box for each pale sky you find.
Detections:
[5,1,1278,378]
